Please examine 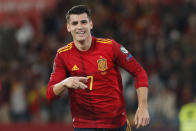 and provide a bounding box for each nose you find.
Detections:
[76,22,83,29]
